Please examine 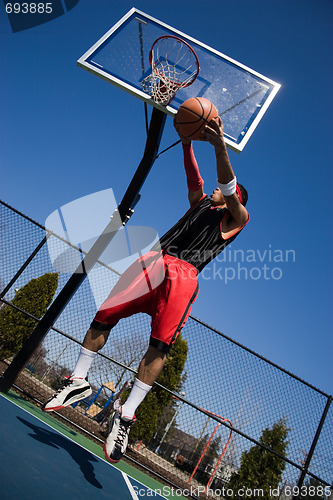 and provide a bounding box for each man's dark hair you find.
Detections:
[237,183,248,207]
